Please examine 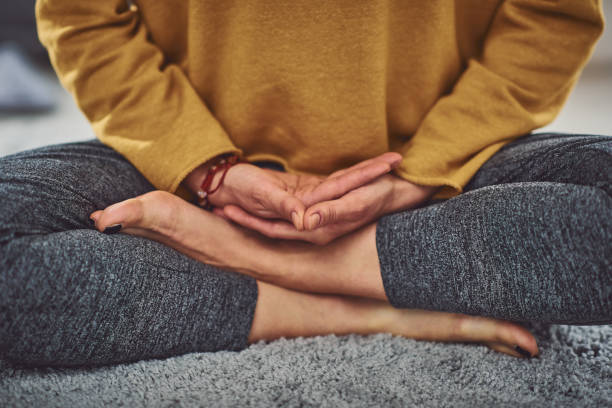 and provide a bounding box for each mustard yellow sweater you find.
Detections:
[36,0,603,198]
